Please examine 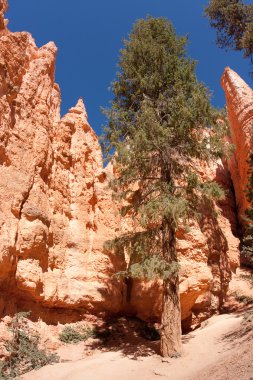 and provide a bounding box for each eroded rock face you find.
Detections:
[0,3,124,320]
[0,1,240,328]
[0,0,8,30]
[221,67,253,221]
